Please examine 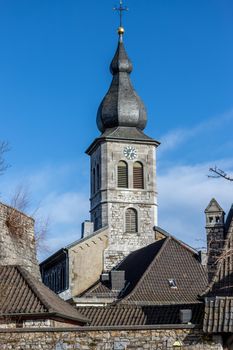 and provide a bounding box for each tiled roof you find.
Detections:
[124,237,208,305]
[78,303,204,327]
[203,297,233,333]
[84,238,165,299]
[82,236,208,305]
[0,265,88,324]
